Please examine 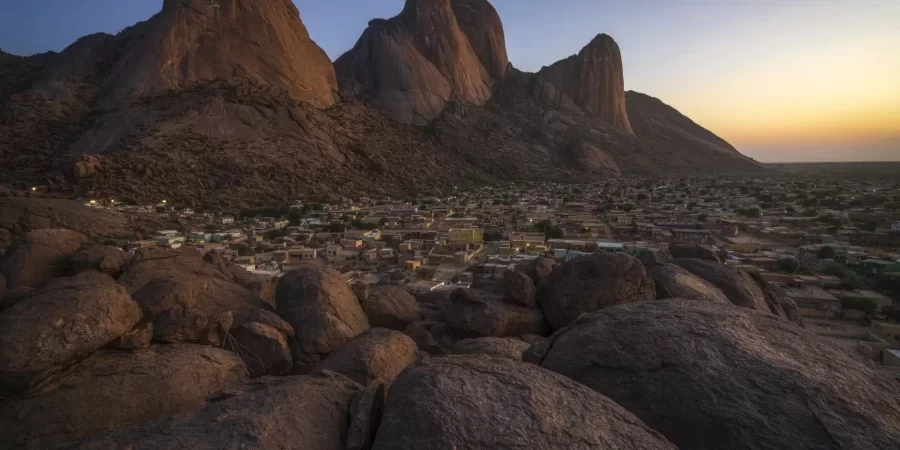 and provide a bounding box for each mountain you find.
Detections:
[335,0,504,125]
[534,34,633,134]
[0,0,768,208]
